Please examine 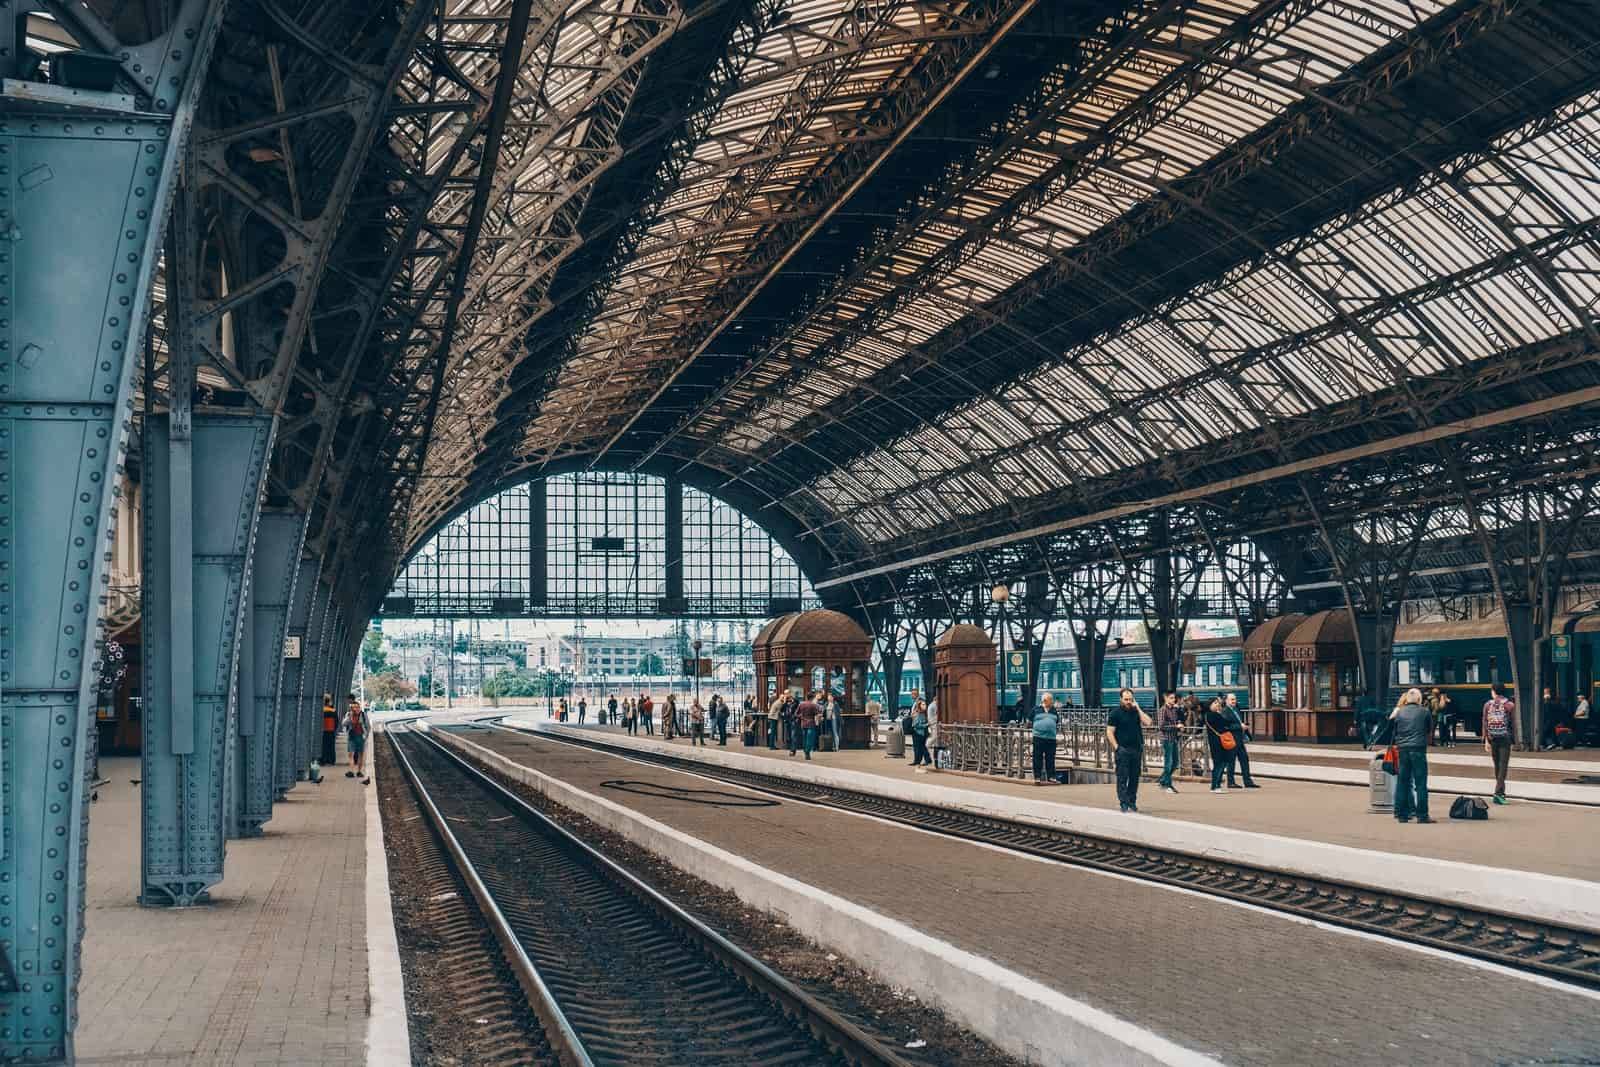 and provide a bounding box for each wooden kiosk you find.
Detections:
[1242,614,1304,741]
[751,609,874,748]
[1283,609,1360,742]
[934,623,997,723]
